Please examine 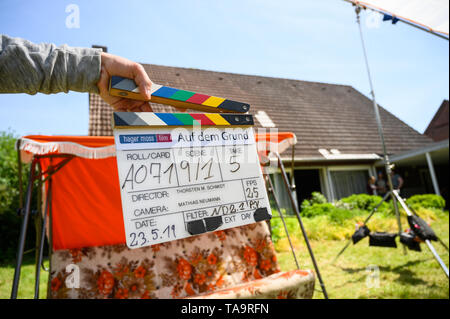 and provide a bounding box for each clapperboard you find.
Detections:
[110,78,271,249]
